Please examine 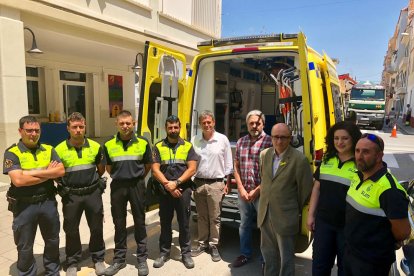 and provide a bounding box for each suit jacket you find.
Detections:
[258,146,313,235]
